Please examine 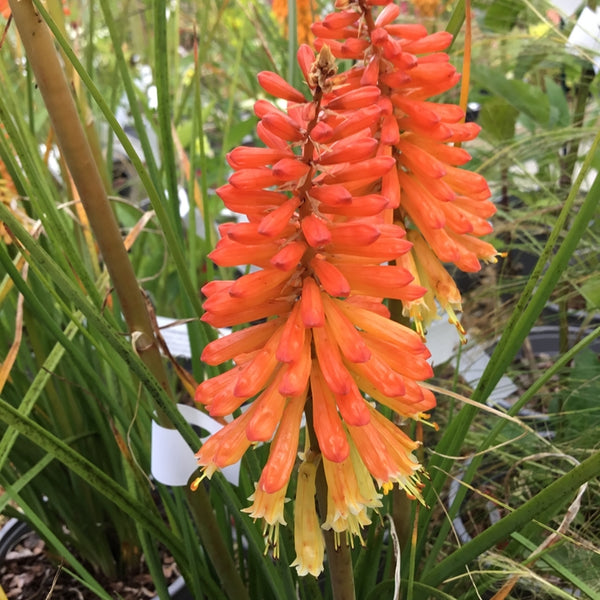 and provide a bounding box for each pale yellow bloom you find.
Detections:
[291,460,324,577]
